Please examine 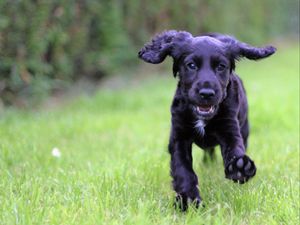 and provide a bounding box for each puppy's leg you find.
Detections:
[240,118,249,149]
[203,147,216,163]
[217,119,256,183]
[169,136,201,211]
